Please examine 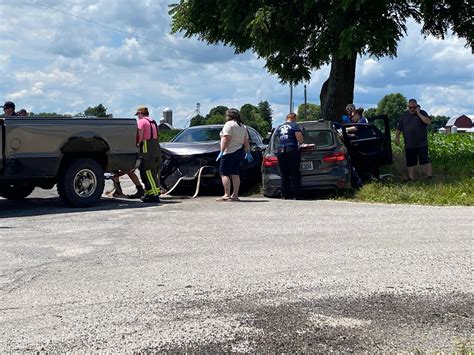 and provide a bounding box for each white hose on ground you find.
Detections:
[192,165,214,198]
[161,165,215,198]
[161,176,187,196]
